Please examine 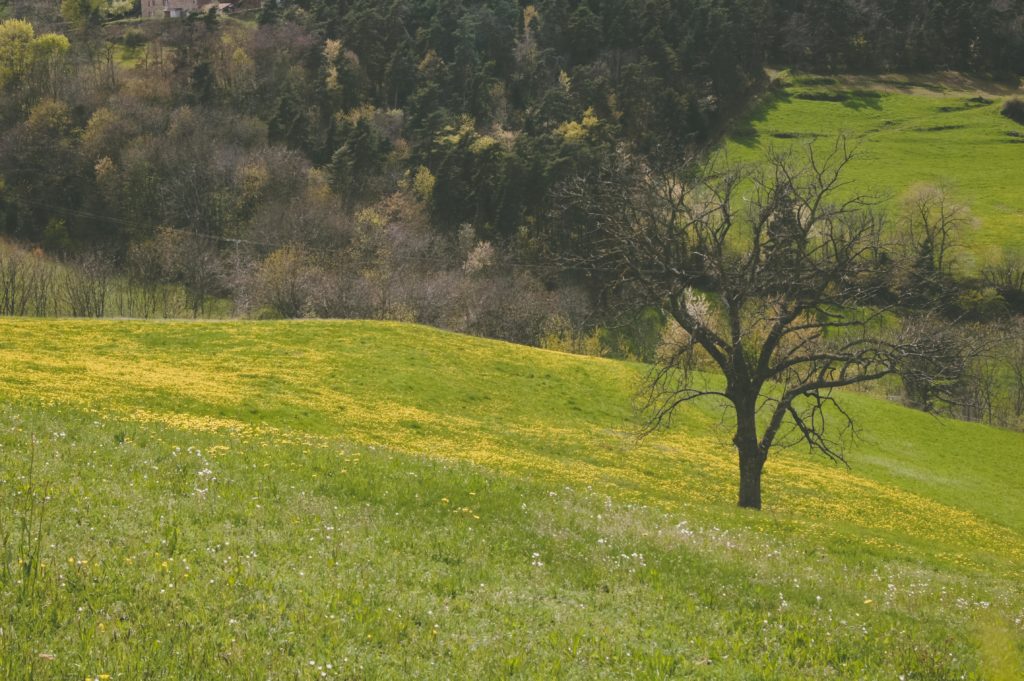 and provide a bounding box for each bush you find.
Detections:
[249,247,322,319]
[62,252,114,318]
[0,242,56,316]
[953,287,1008,322]
[1002,99,1024,125]
[122,29,147,49]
